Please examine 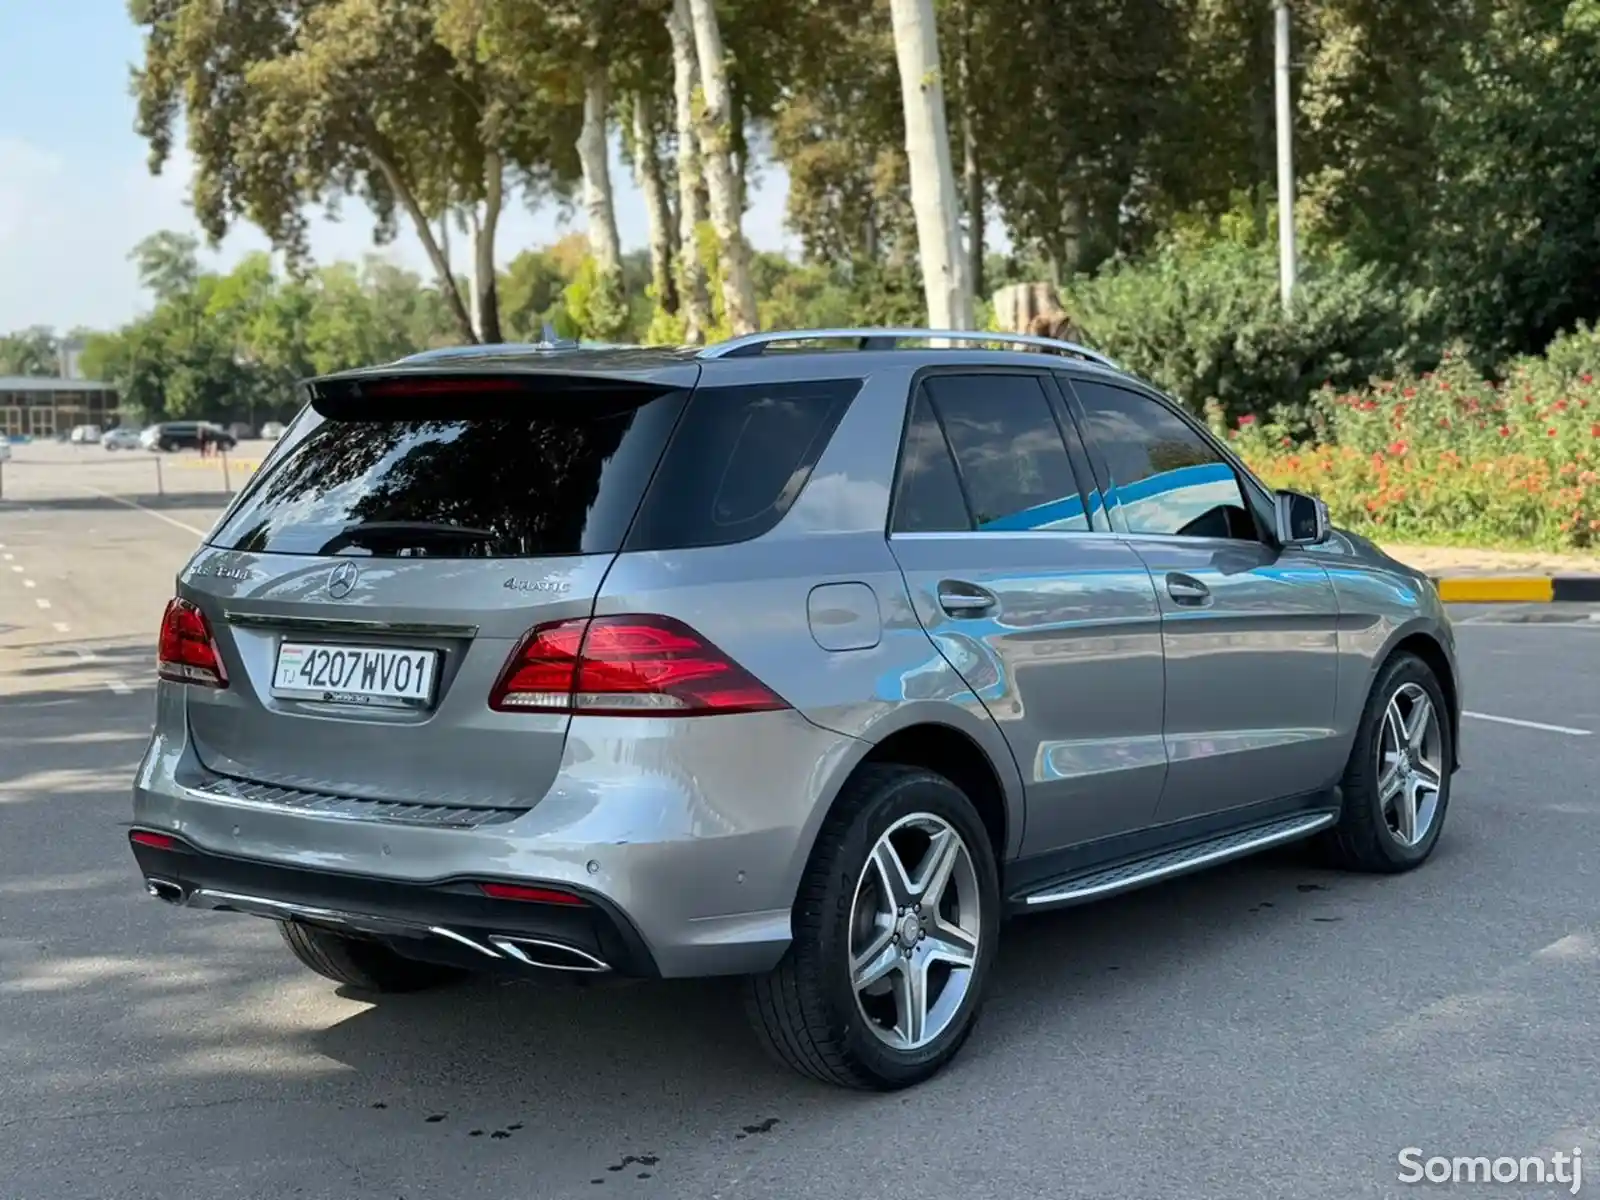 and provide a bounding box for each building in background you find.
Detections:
[0,377,122,440]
